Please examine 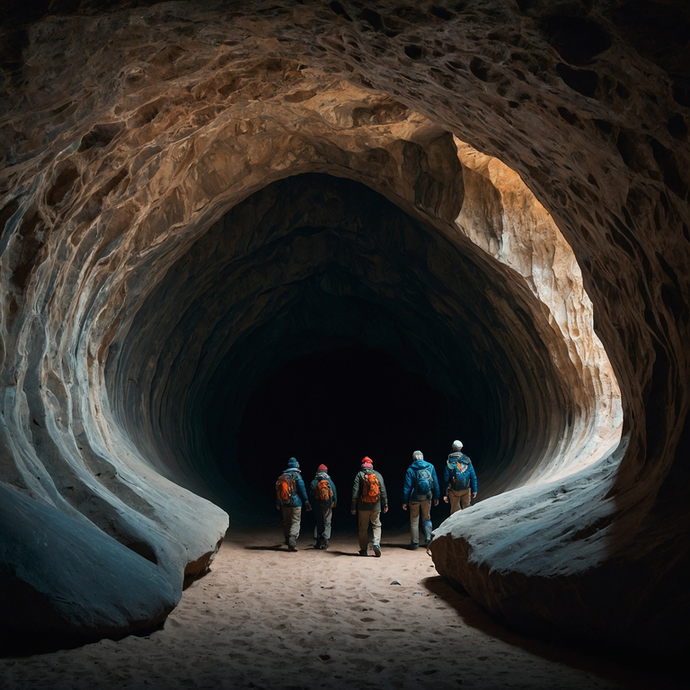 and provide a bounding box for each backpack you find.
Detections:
[360,470,381,503]
[315,478,333,504]
[276,473,296,505]
[414,467,433,500]
[452,461,472,491]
